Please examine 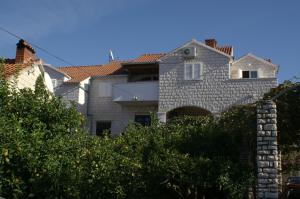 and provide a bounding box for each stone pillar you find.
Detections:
[157,112,167,123]
[257,100,279,199]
